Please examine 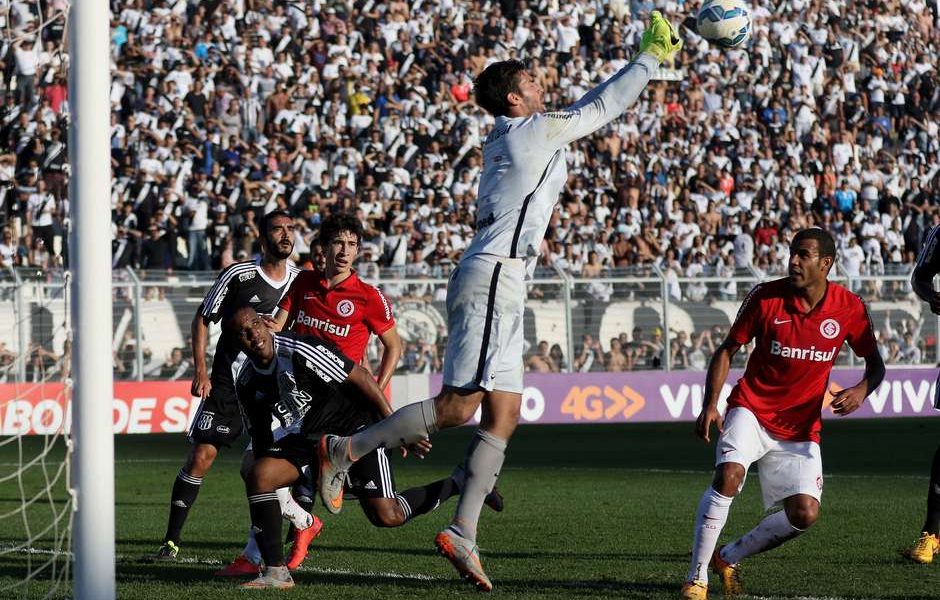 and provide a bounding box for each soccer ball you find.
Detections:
[696,0,751,48]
